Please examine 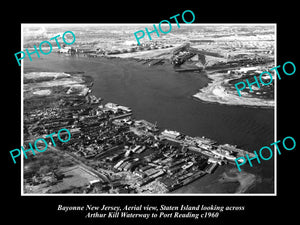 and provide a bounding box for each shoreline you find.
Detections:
[42,44,275,109]
[192,71,274,108]
[218,168,261,193]
[92,54,275,109]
